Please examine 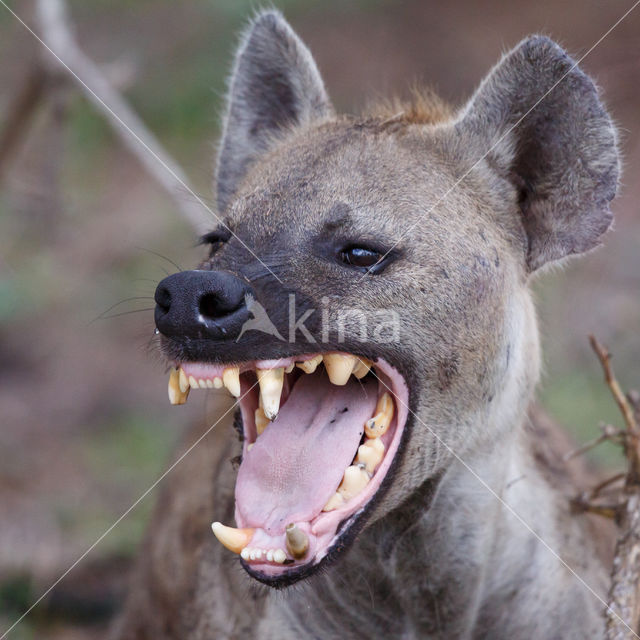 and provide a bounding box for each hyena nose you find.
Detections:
[154,270,252,340]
